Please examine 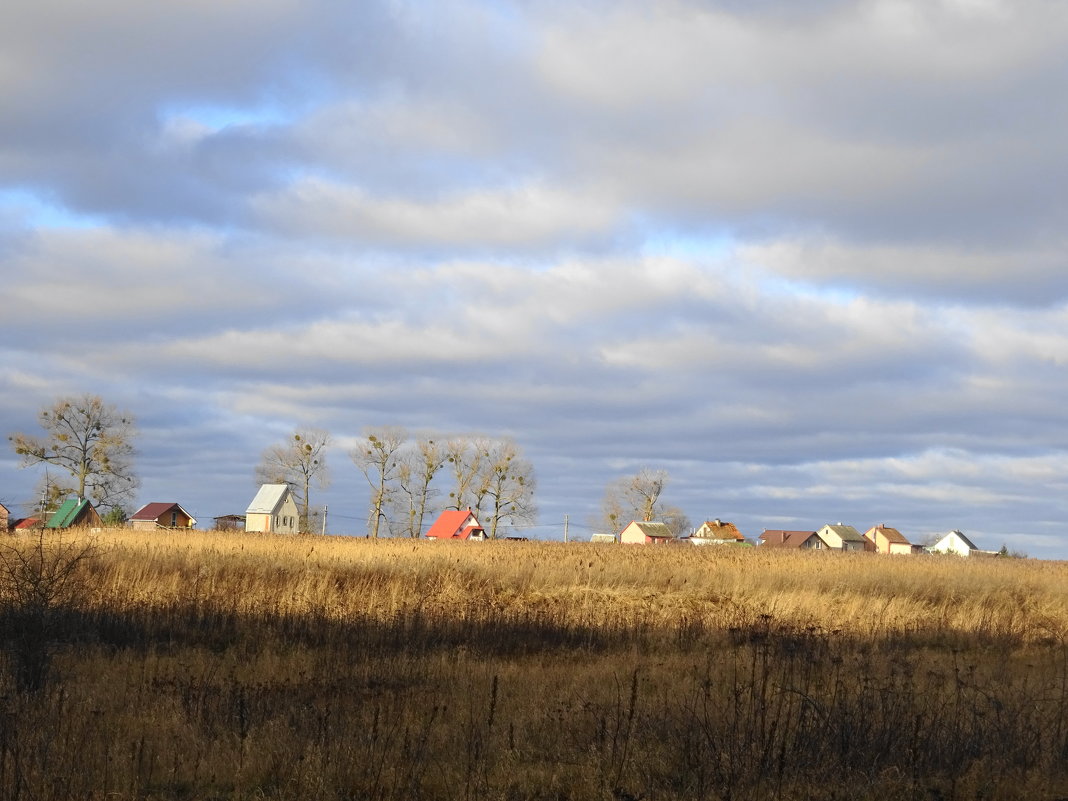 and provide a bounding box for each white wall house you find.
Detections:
[929,530,979,557]
[245,484,300,534]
